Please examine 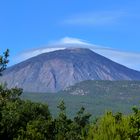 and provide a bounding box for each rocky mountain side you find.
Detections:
[1,48,140,92]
